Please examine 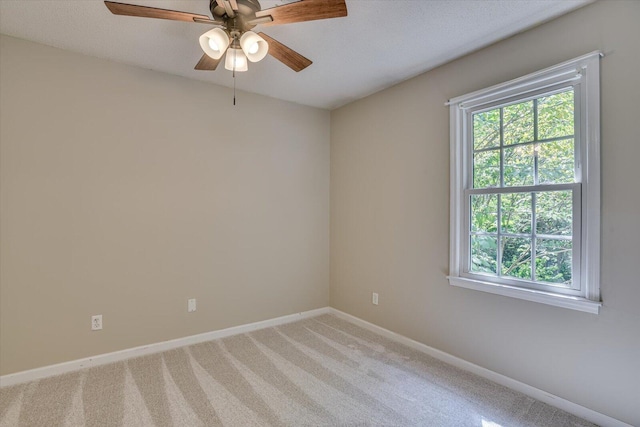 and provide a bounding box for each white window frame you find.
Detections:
[447,52,602,314]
